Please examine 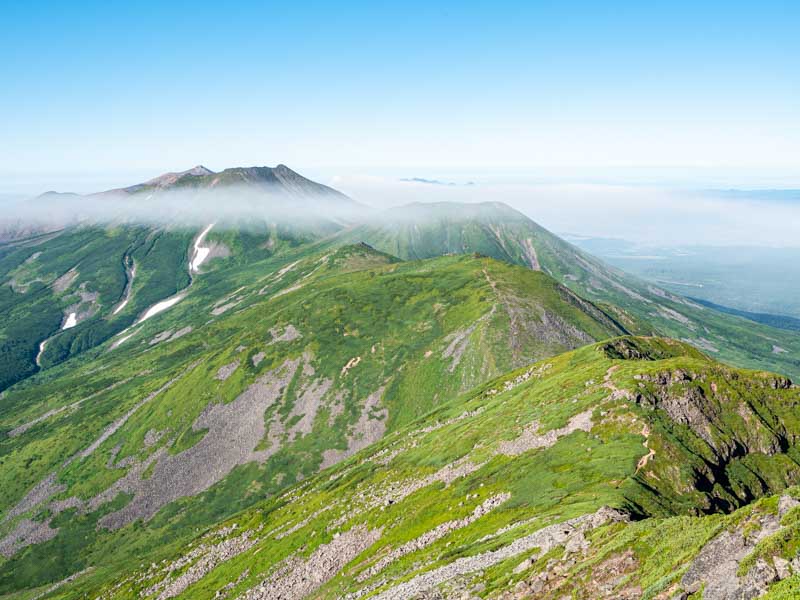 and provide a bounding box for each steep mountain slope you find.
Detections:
[0,165,360,392]
[6,177,796,394]
[0,247,626,595]
[42,337,800,599]
[0,222,330,392]
[5,170,800,599]
[0,226,194,391]
[342,201,800,378]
